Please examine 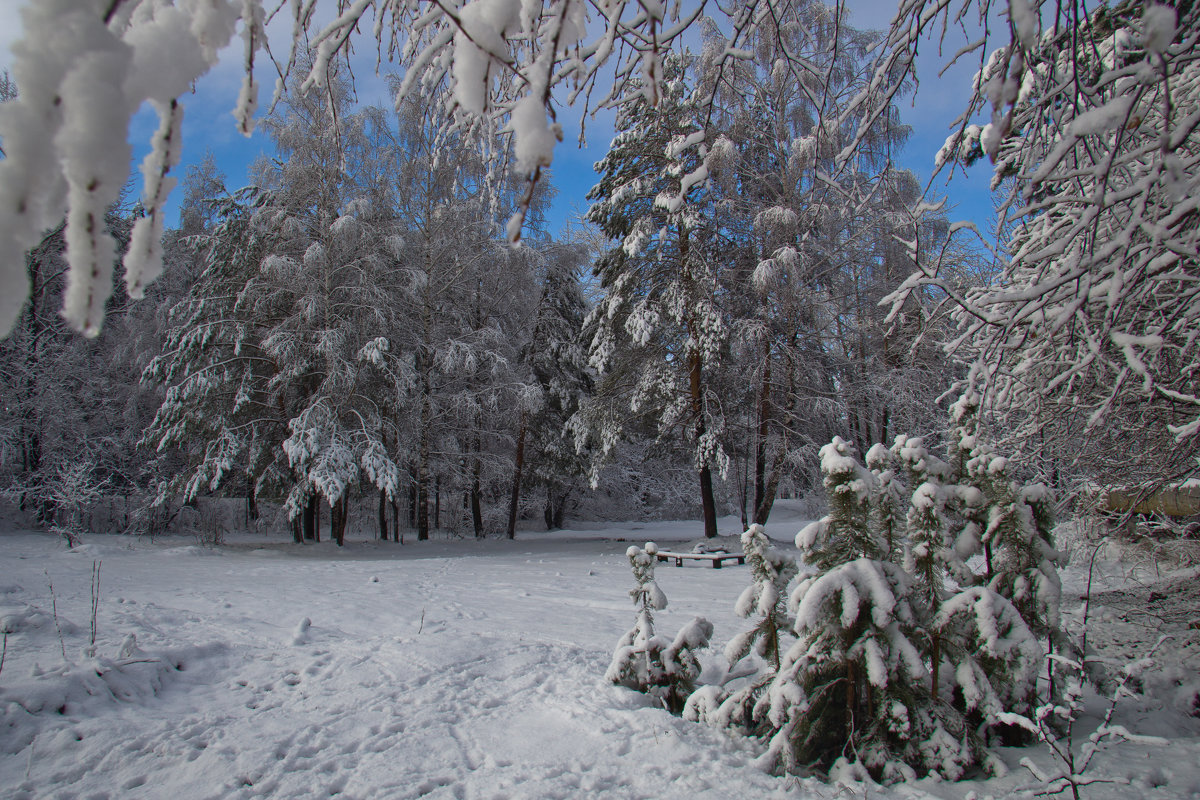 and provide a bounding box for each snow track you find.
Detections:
[0,533,787,799]
[1,526,1196,799]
